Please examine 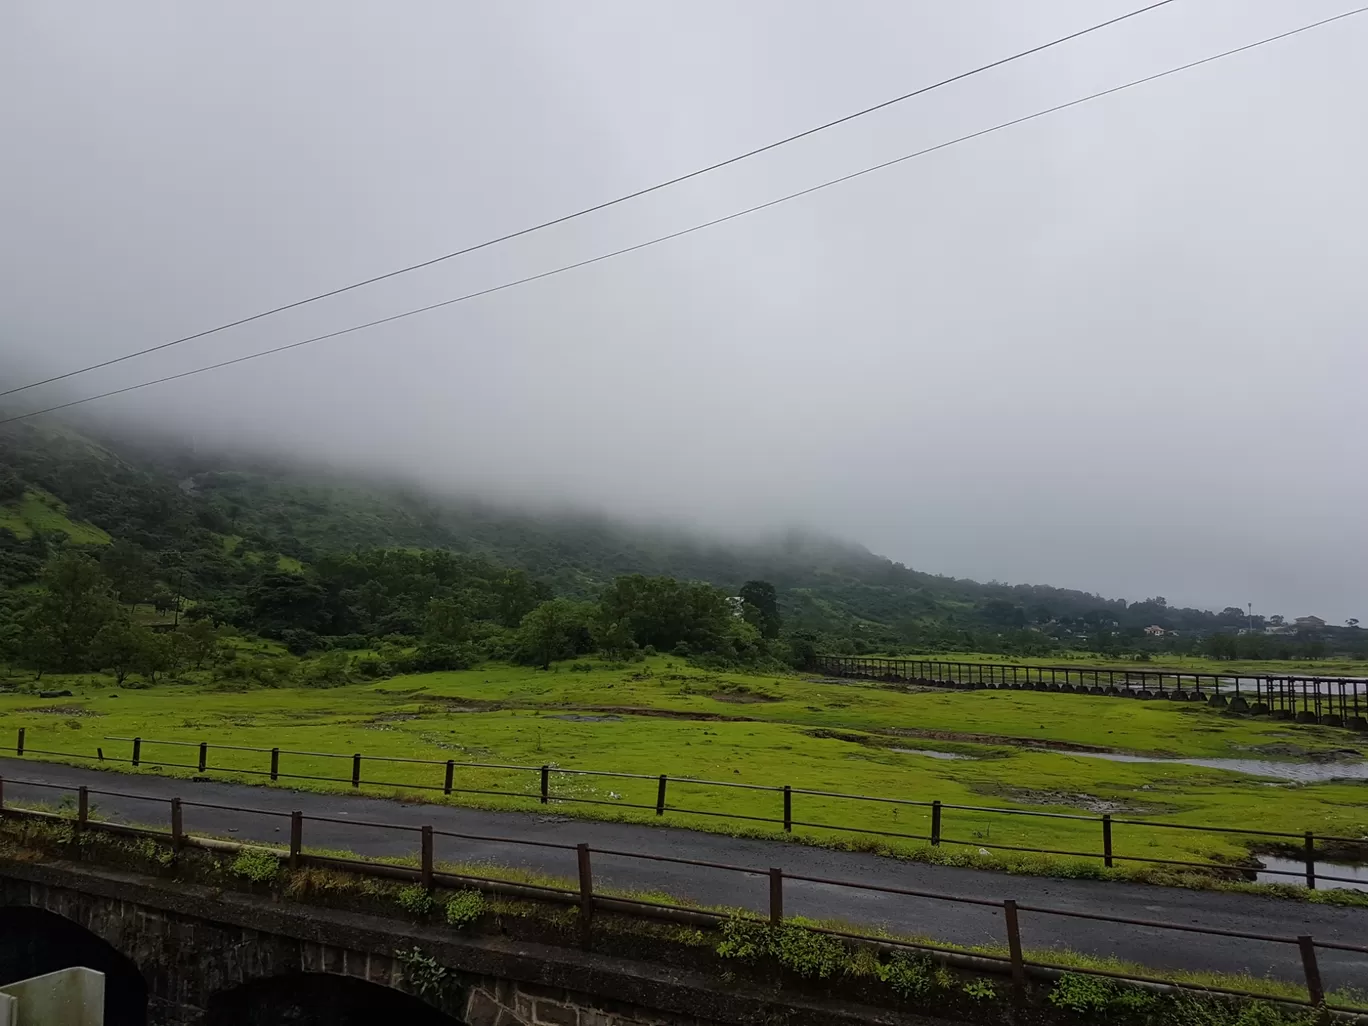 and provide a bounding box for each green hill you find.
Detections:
[1,416,1351,660]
